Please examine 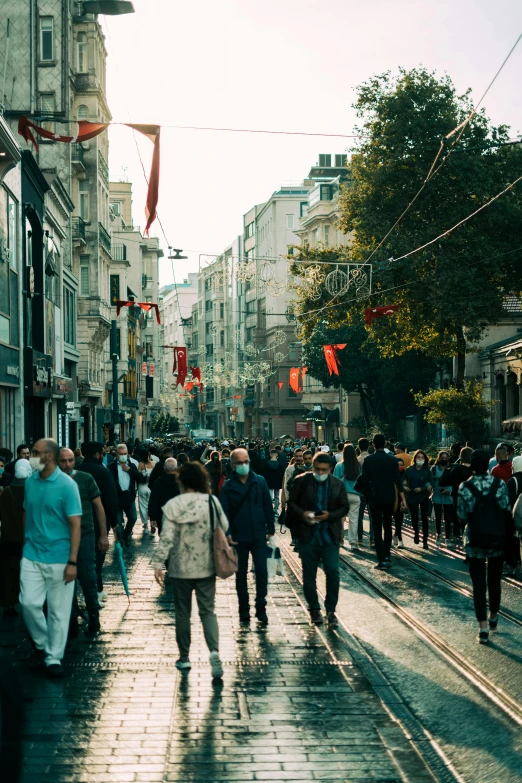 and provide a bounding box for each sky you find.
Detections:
[103,0,522,287]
